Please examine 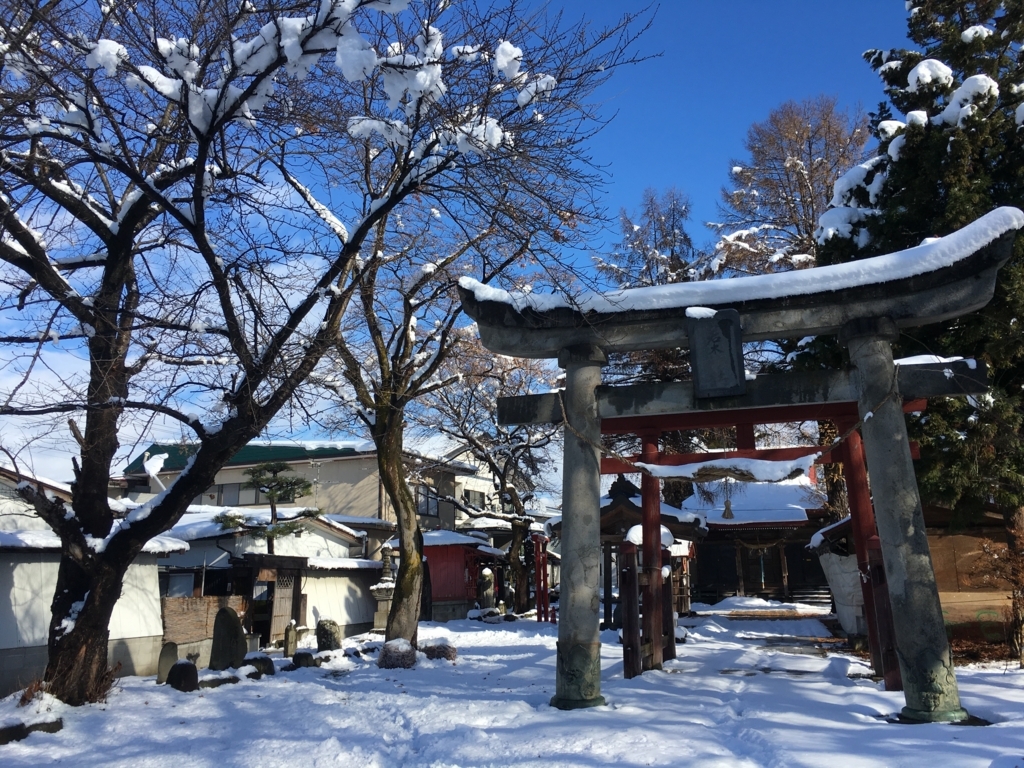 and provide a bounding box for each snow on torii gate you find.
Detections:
[459,208,1023,722]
